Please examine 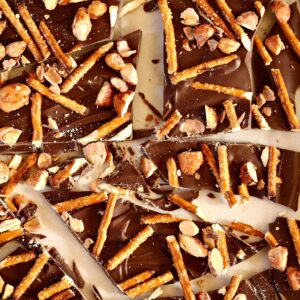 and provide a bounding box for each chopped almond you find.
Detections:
[105,52,126,71]
[72,7,92,42]
[120,63,138,85]
[113,91,134,116]
[37,153,52,169]
[239,162,258,186]
[117,40,136,58]
[236,11,258,31]
[83,142,107,166]
[177,151,204,176]
[194,24,215,48]
[218,38,241,54]
[208,248,224,276]
[141,157,157,178]
[88,1,107,19]
[179,220,199,237]
[96,81,114,107]
[179,119,205,135]
[262,86,276,101]
[265,34,285,55]
[27,170,49,191]
[270,0,291,23]
[287,267,300,291]
[268,246,288,272]
[205,105,218,130]
[111,77,128,92]
[0,161,9,184]
[179,234,208,258]
[5,41,27,58]
[180,8,199,26]
[202,226,217,249]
